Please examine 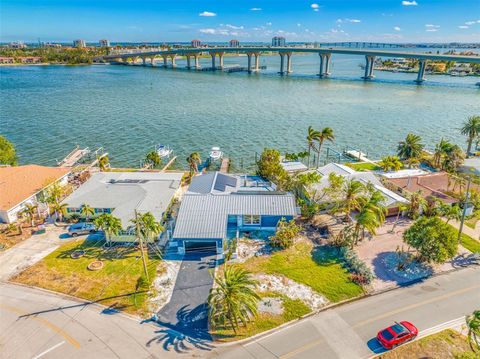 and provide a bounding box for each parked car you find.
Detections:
[377,321,418,349]
[68,222,97,237]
